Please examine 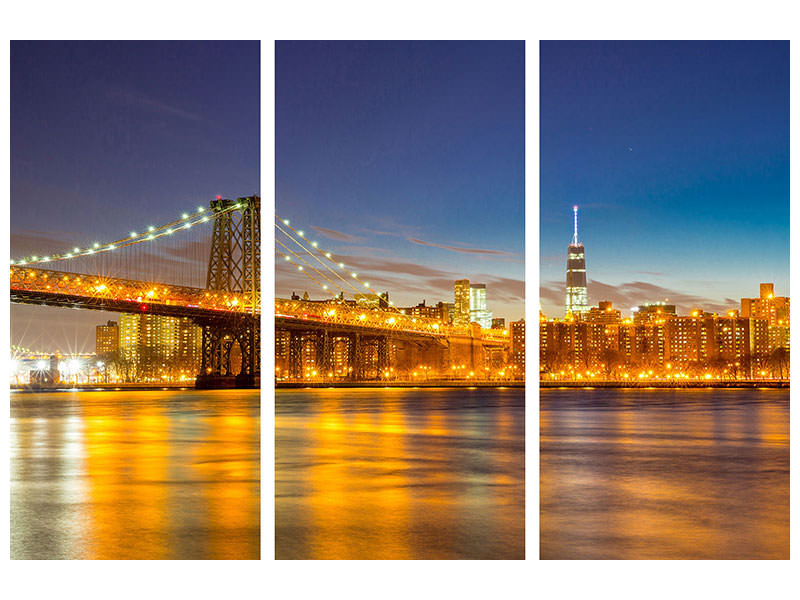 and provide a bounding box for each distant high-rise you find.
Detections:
[454,279,471,325]
[565,205,589,315]
[469,283,493,328]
